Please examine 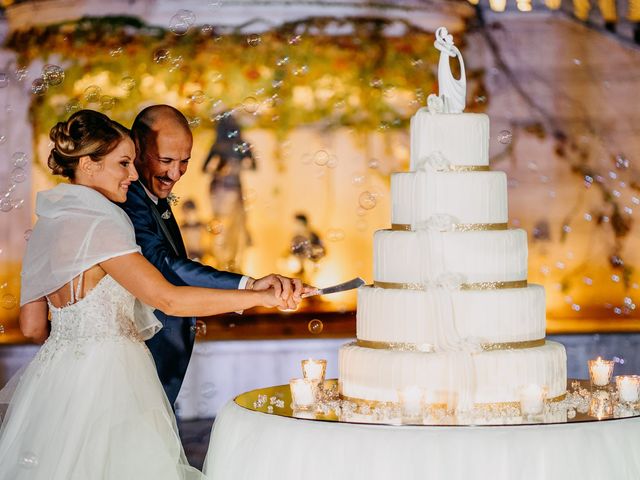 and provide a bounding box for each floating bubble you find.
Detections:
[202,382,217,398]
[327,155,338,169]
[65,100,82,114]
[571,304,581,312]
[169,10,195,35]
[206,219,224,234]
[293,65,309,76]
[313,150,330,166]
[153,49,170,64]
[288,34,302,45]
[169,56,184,72]
[383,86,396,99]
[195,319,207,337]
[31,78,47,96]
[573,58,581,65]
[109,46,123,57]
[14,67,28,82]
[189,90,206,104]
[0,73,8,88]
[0,324,4,334]
[242,96,258,114]
[327,229,345,242]
[99,95,116,111]
[0,197,12,212]
[120,76,136,92]
[200,24,214,35]
[308,319,323,335]
[233,142,250,155]
[615,154,629,169]
[188,117,201,129]
[0,135,5,145]
[1,293,17,309]
[291,236,310,256]
[209,0,223,7]
[12,152,27,168]
[369,77,383,89]
[272,79,284,89]
[474,95,487,104]
[410,58,424,68]
[42,64,64,86]
[10,167,26,184]
[368,158,379,170]
[83,85,101,103]
[227,130,239,139]
[497,130,512,144]
[352,174,365,185]
[247,34,261,47]
[276,56,290,67]
[358,191,377,210]
[18,452,38,469]
[24,229,32,241]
